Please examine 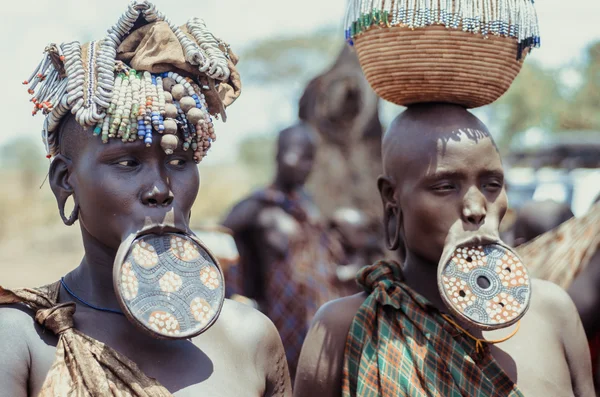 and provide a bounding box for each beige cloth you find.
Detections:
[116,21,242,118]
[0,282,172,397]
[517,202,600,289]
